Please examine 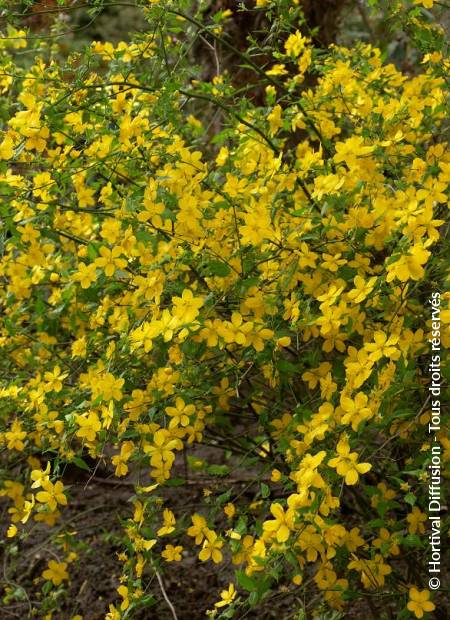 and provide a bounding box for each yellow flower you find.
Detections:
[347,275,377,304]
[171,289,204,324]
[406,507,427,535]
[75,411,101,442]
[161,544,183,562]
[268,105,282,135]
[71,336,87,358]
[0,134,14,159]
[266,64,287,76]
[117,585,129,611]
[386,244,430,283]
[157,509,176,536]
[284,31,309,58]
[112,441,134,477]
[187,513,208,544]
[372,528,400,556]
[144,429,183,469]
[334,136,374,168]
[215,583,236,607]
[30,461,50,489]
[347,553,391,589]
[5,419,27,451]
[407,588,435,618]
[42,560,69,586]
[199,530,223,563]
[364,331,400,362]
[271,469,282,482]
[211,377,233,409]
[36,480,67,512]
[105,604,120,620]
[339,392,373,431]
[262,502,294,543]
[215,146,229,166]
[224,503,236,519]
[165,397,195,428]
[74,262,97,289]
[94,246,127,277]
[328,438,371,485]
[413,0,434,7]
